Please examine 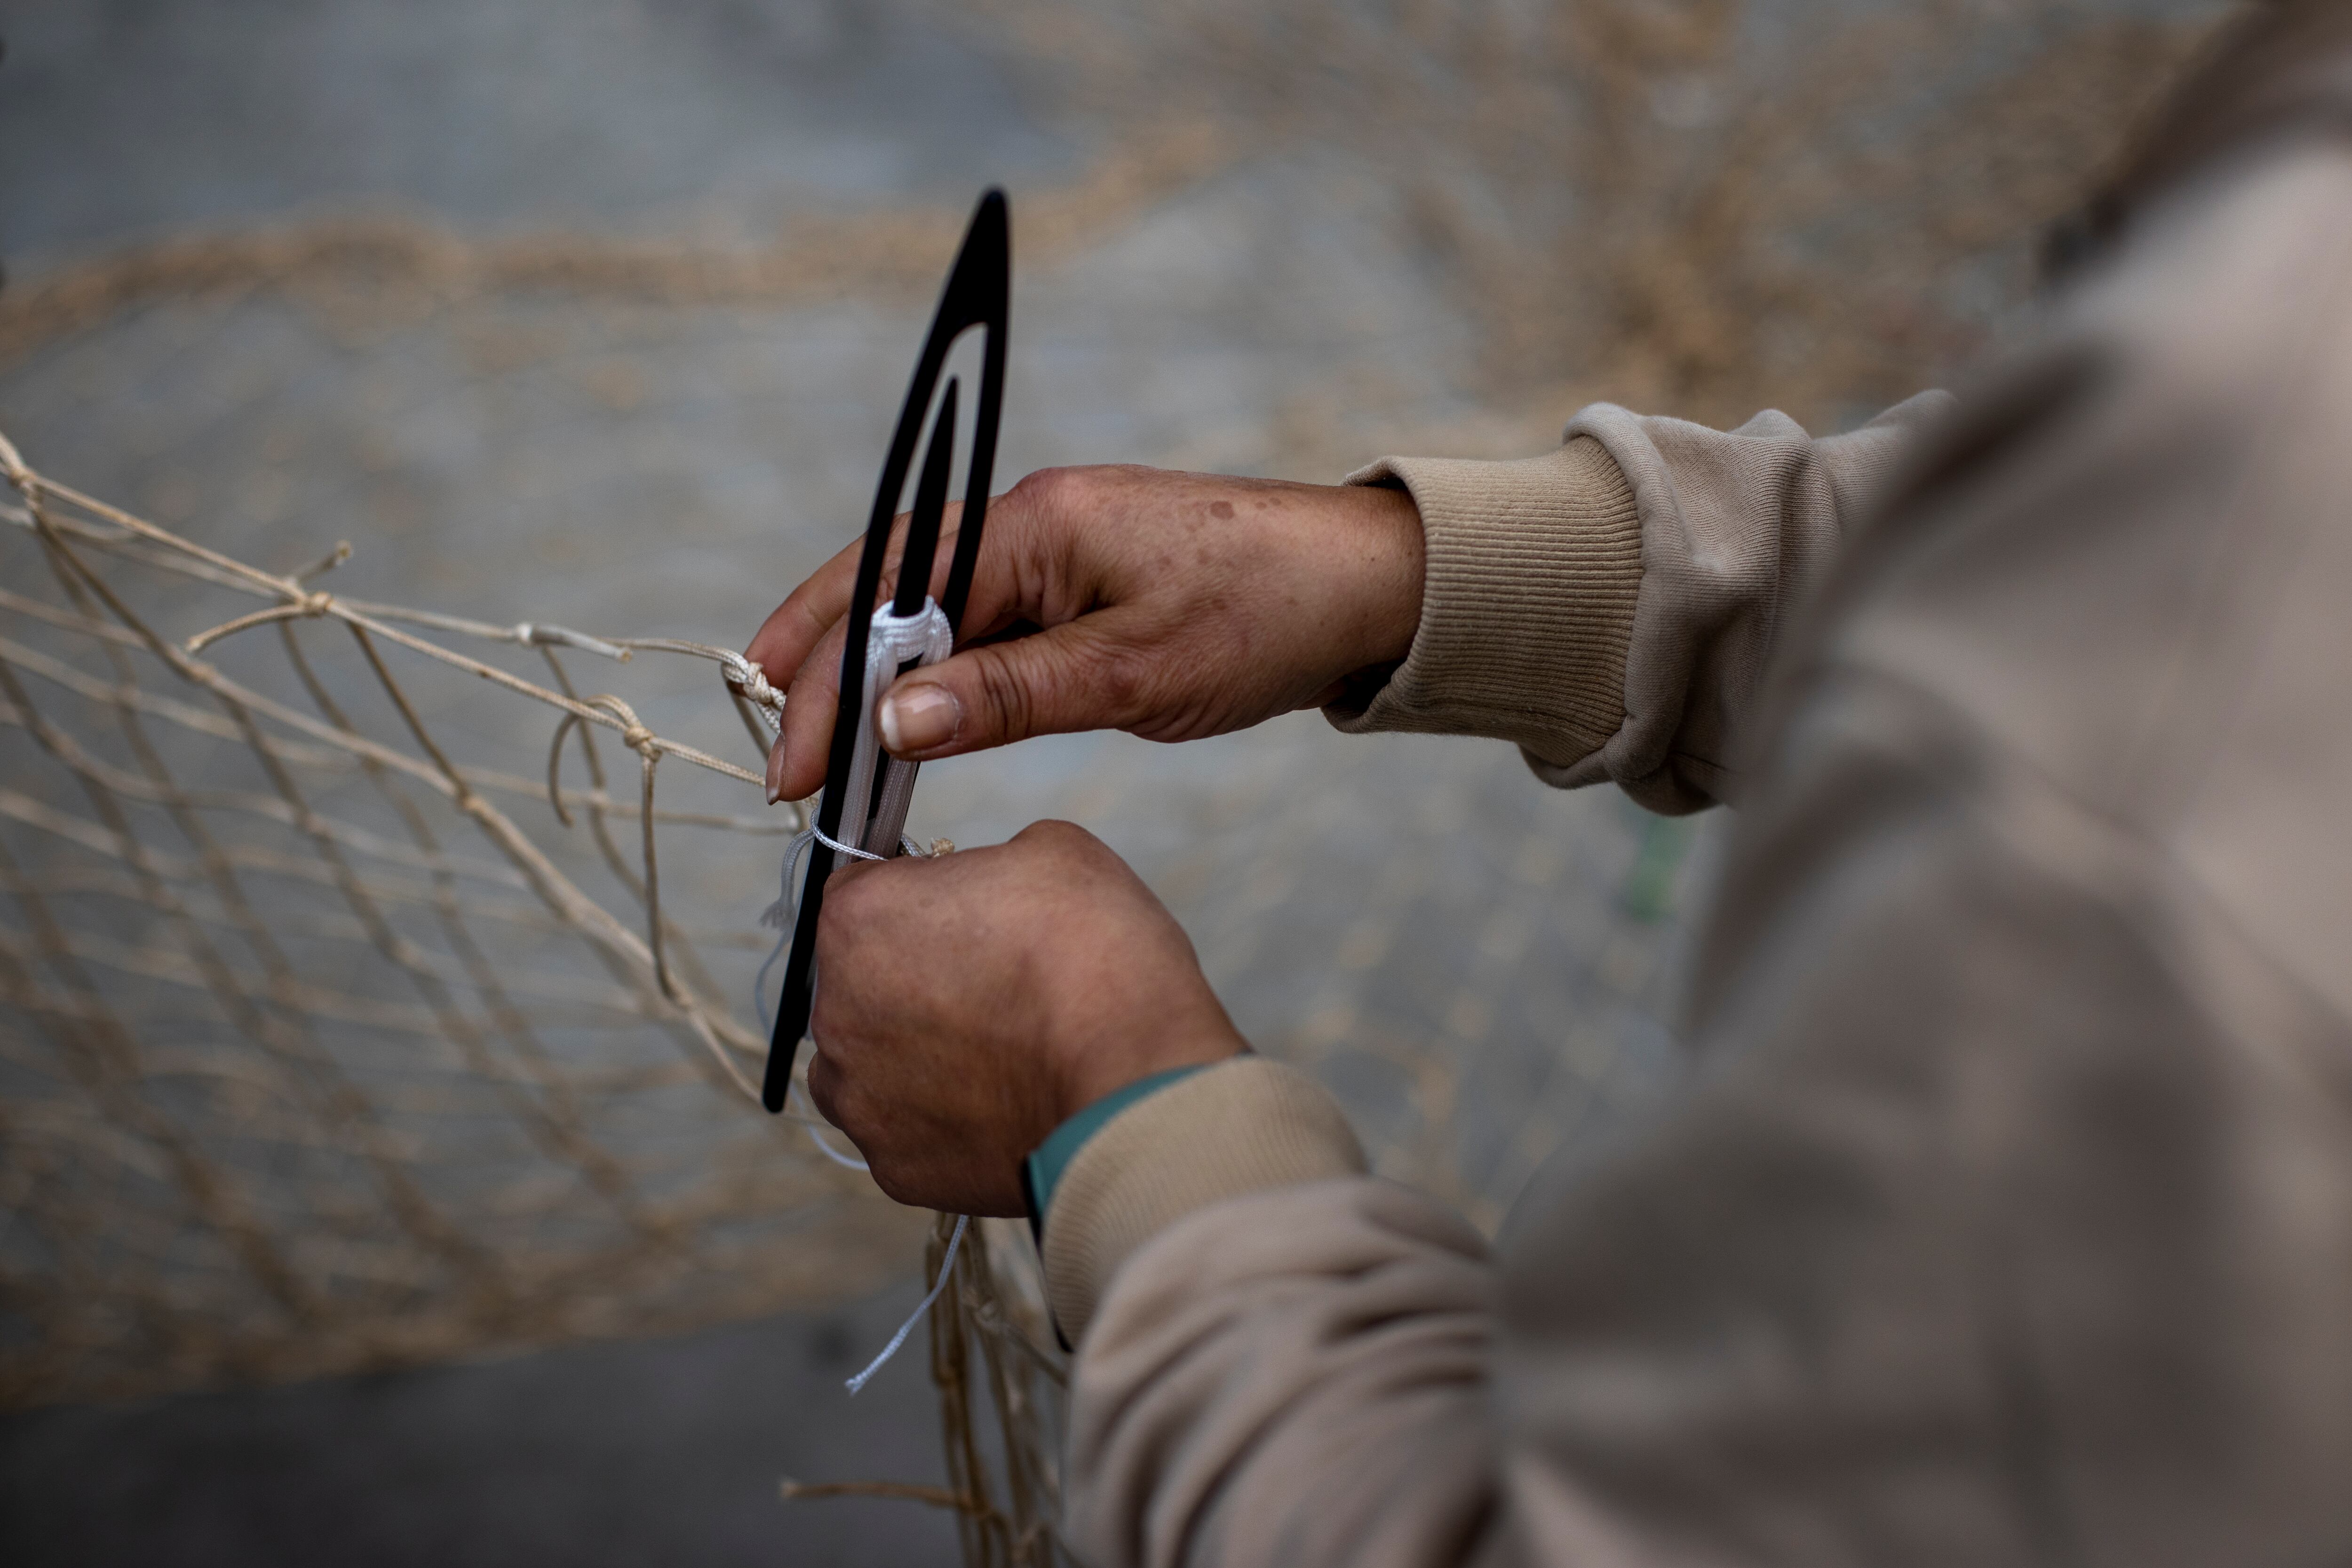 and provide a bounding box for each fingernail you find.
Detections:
[880,683,959,754]
[765,736,787,804]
